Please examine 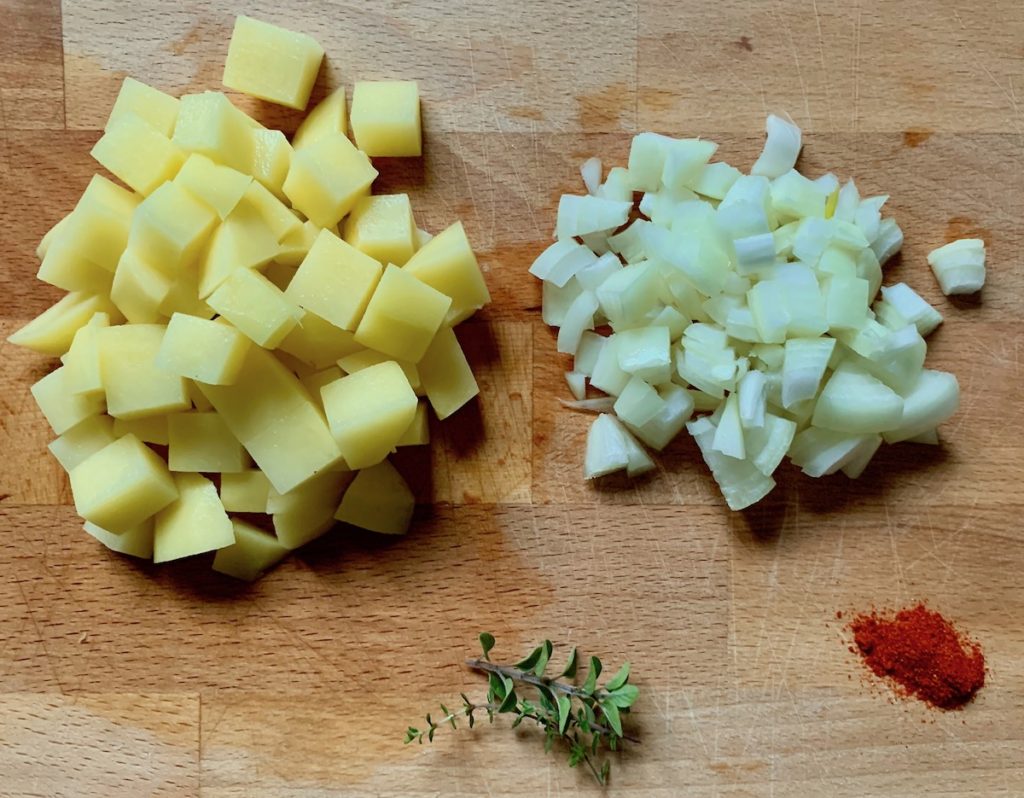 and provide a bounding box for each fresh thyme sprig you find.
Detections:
[405,633,639,785]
